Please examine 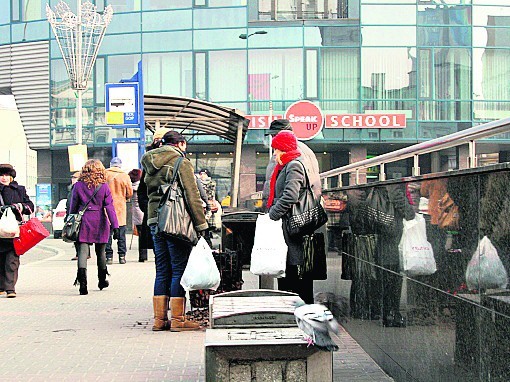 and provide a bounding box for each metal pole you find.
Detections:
[76,0,82,145]
[231,119,244,208]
